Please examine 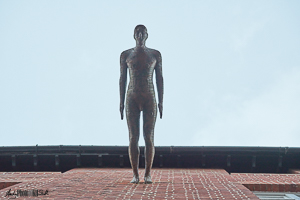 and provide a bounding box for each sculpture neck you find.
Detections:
[135,41,146,48]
